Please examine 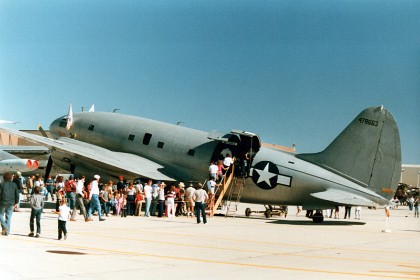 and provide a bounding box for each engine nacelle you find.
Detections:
[0,159,39,173]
